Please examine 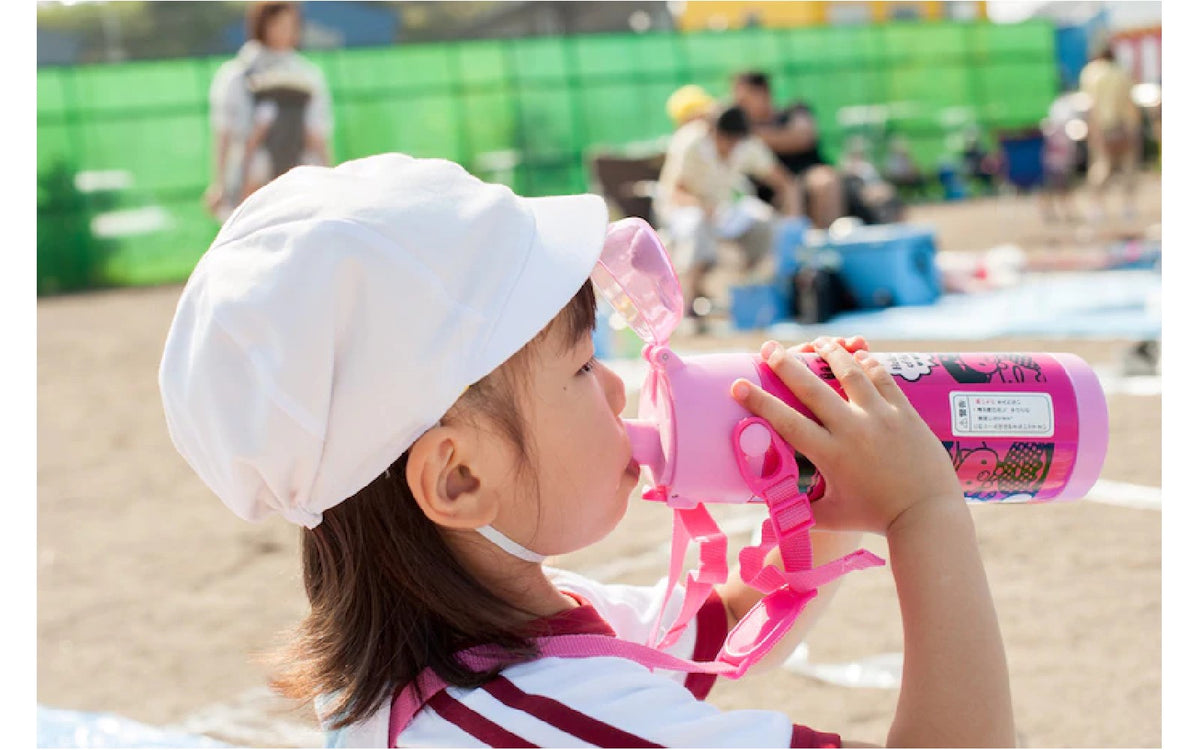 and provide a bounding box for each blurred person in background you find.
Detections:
[731,70,845,229]
[205,1,333,222]
[883,135,930,203]
[840,136,904,224]
[961,128,1002,194]
[654,101,801,324]
[665,84,719,130]
[1079,43,1141,222]
[840,137,882,185]
[1039,93,1082,224]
